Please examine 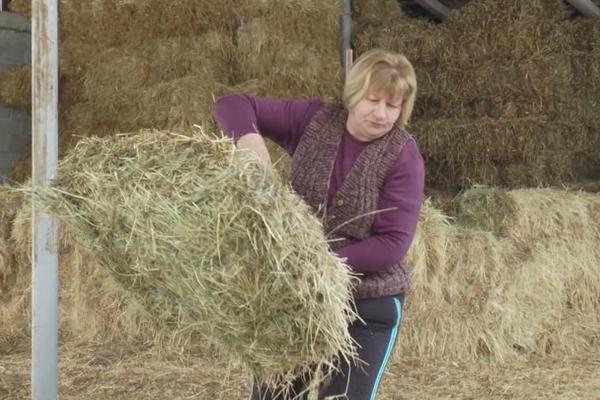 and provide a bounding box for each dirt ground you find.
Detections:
[1,341,599,400]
